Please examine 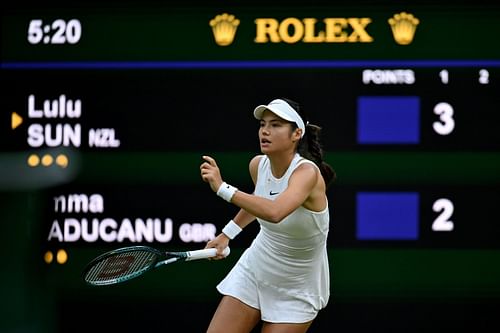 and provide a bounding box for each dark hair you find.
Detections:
[281,98,337,188]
